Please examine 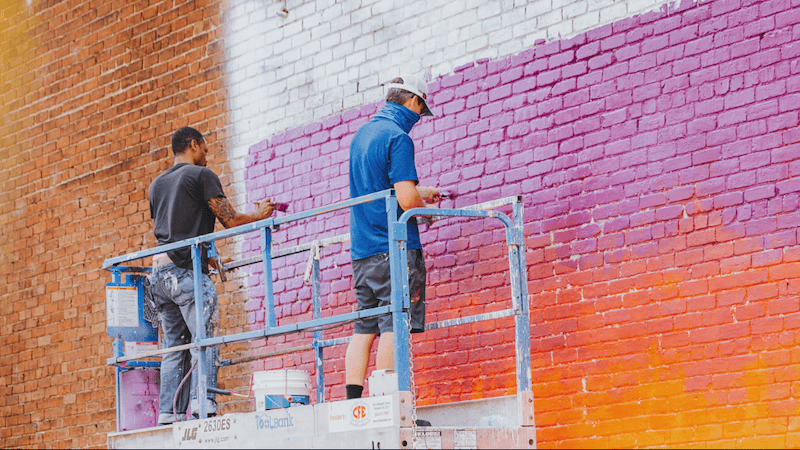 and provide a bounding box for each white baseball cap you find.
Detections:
[385,74,433,117]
